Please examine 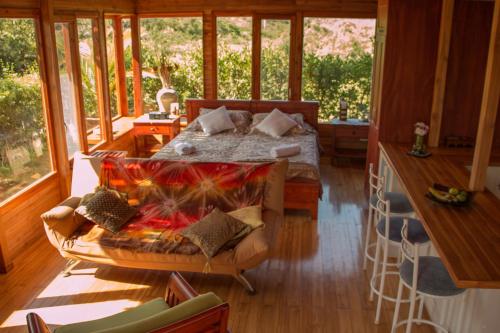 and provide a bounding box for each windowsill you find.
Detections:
[0,171,58,209]
[112,116,135,139]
